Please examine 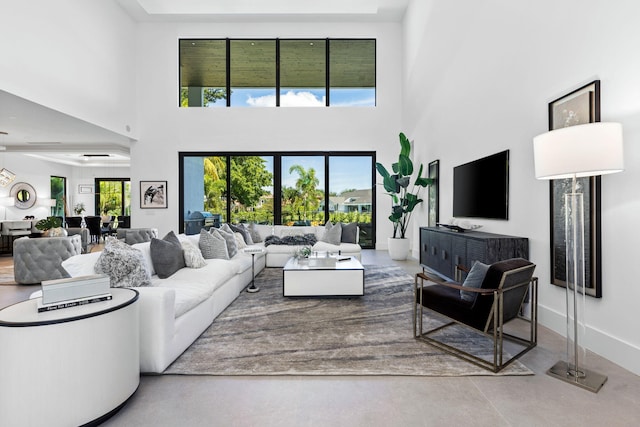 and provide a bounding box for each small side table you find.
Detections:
[0,288,140,427]
[243,247,265,293]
